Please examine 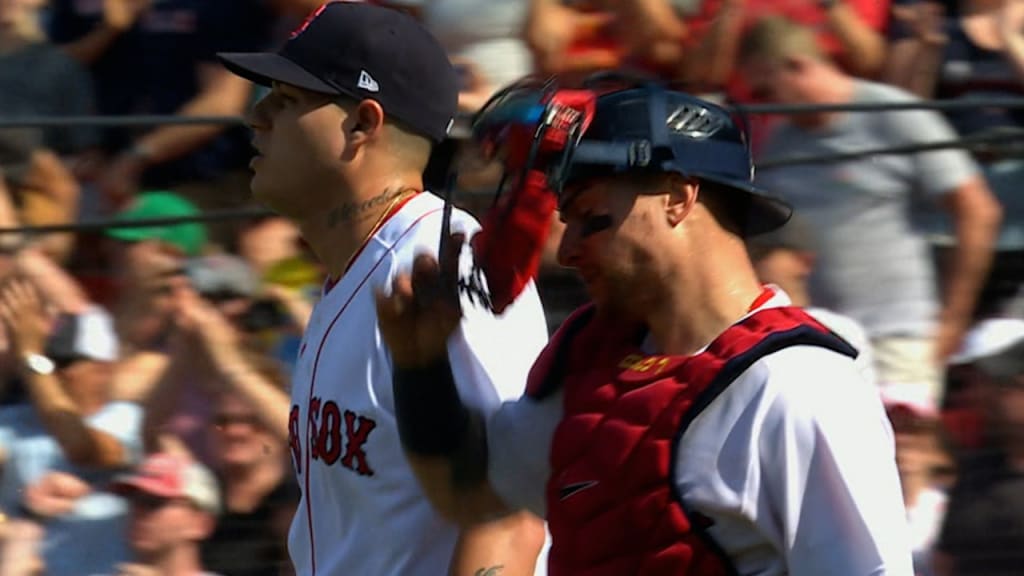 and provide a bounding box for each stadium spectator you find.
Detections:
[0,287,143,576]
[934,319,1024,575]
[142,273,290,471]
[944,318,1024,452]
[882,384,951,576]
[200,378,298,576]
[746,212,877,384]
[110,453,222,576]
[0,0,95,263]
[48,0,276,246]
[886,0,1024,317]
[739,16,1002,411]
